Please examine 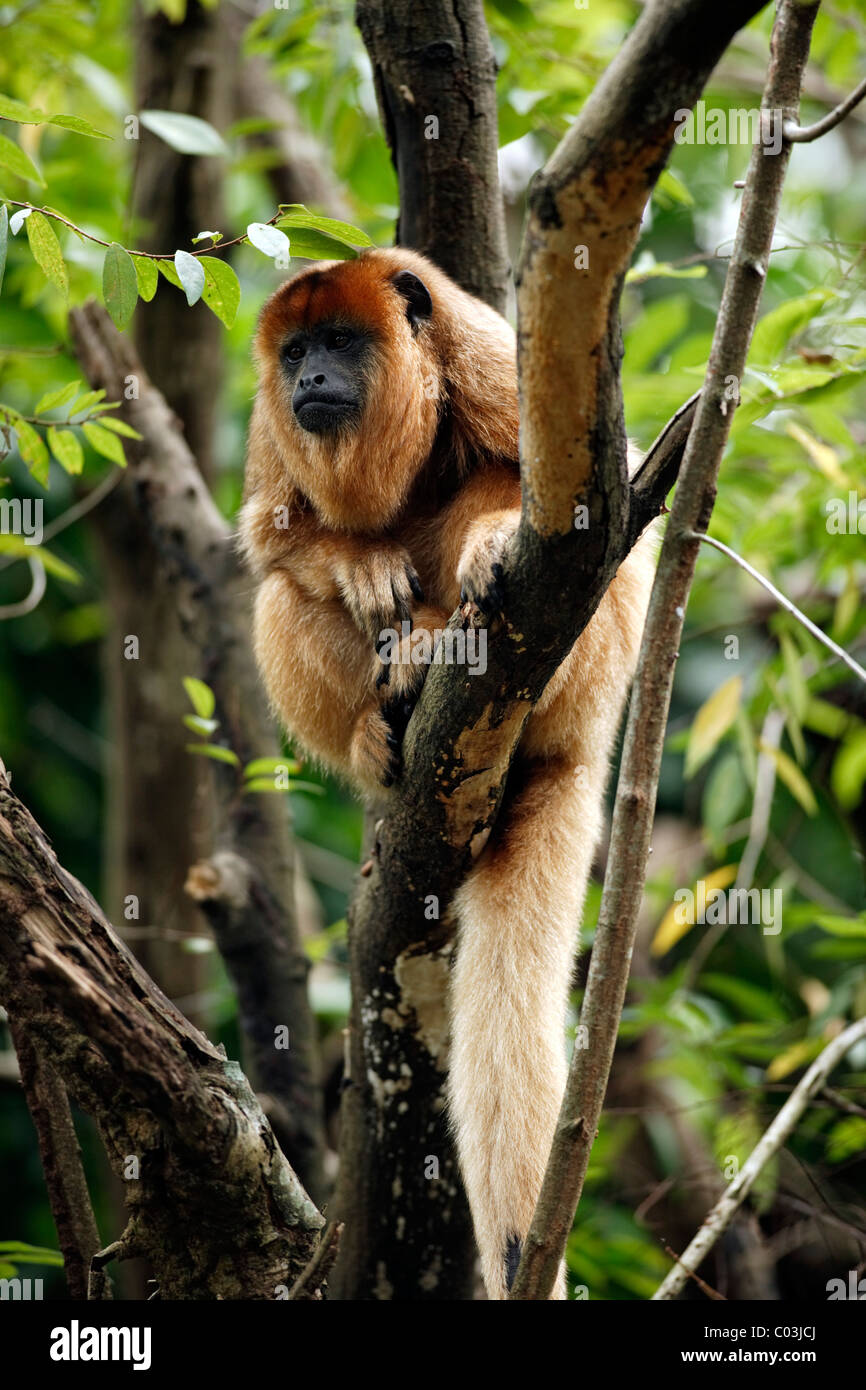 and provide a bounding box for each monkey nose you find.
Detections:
[299,372,326,389]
